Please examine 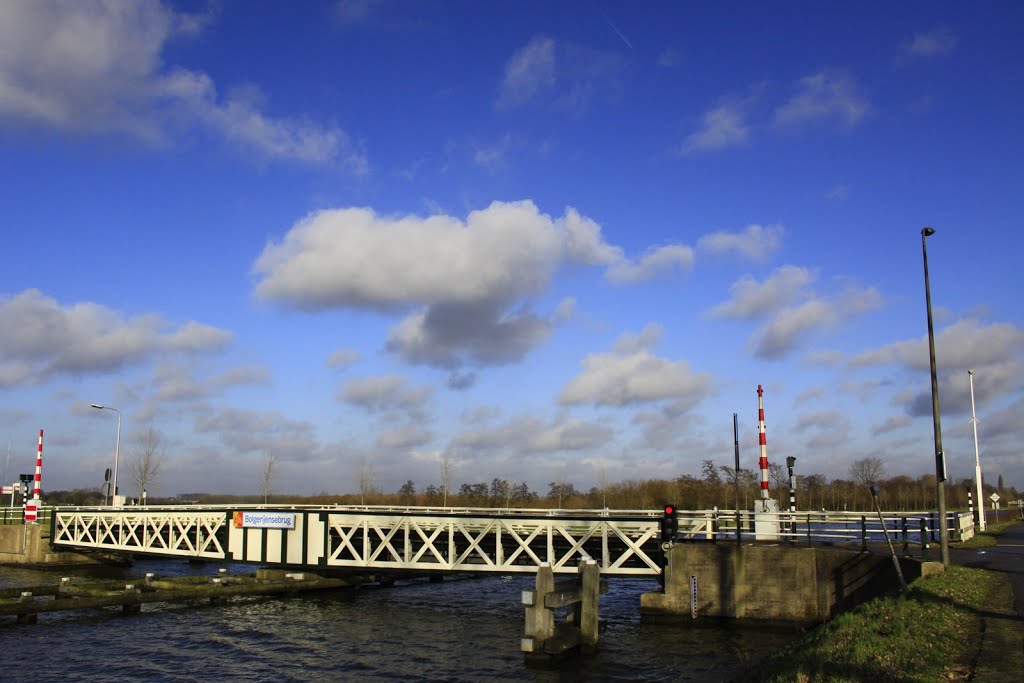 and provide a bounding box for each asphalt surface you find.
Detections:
[949,516,1024,617]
